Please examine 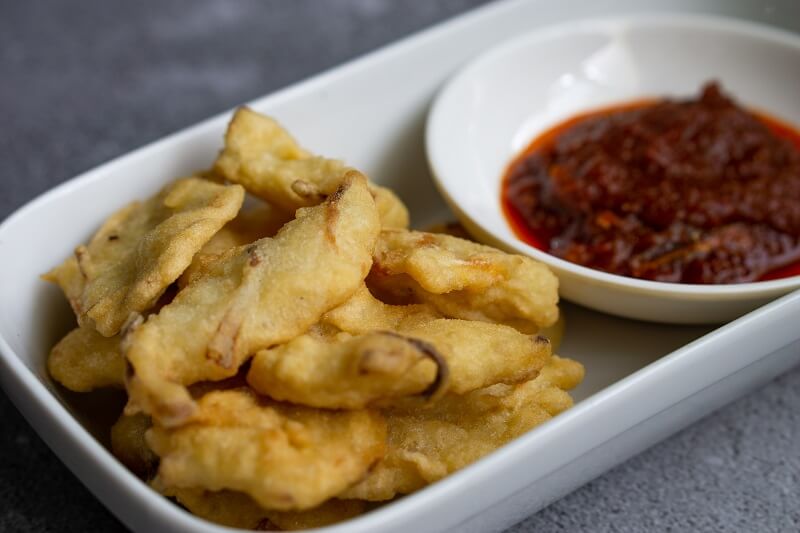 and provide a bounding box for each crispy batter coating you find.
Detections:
[214,107,409,228]
[44,178,244,337]
[248,318,549,410]
[321,284,440,335]
[148,389,387,511]
[163,487,366,531]
[368,229,559,332]
[42,107,583,528]
[125,174,379,426]
[47,326,124,392]
[179,202,291,288]
[341,355,584,501]
[111,413,158,479]
[375,230,508,293]
[396,319,551,395]
[247,331,445,409]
